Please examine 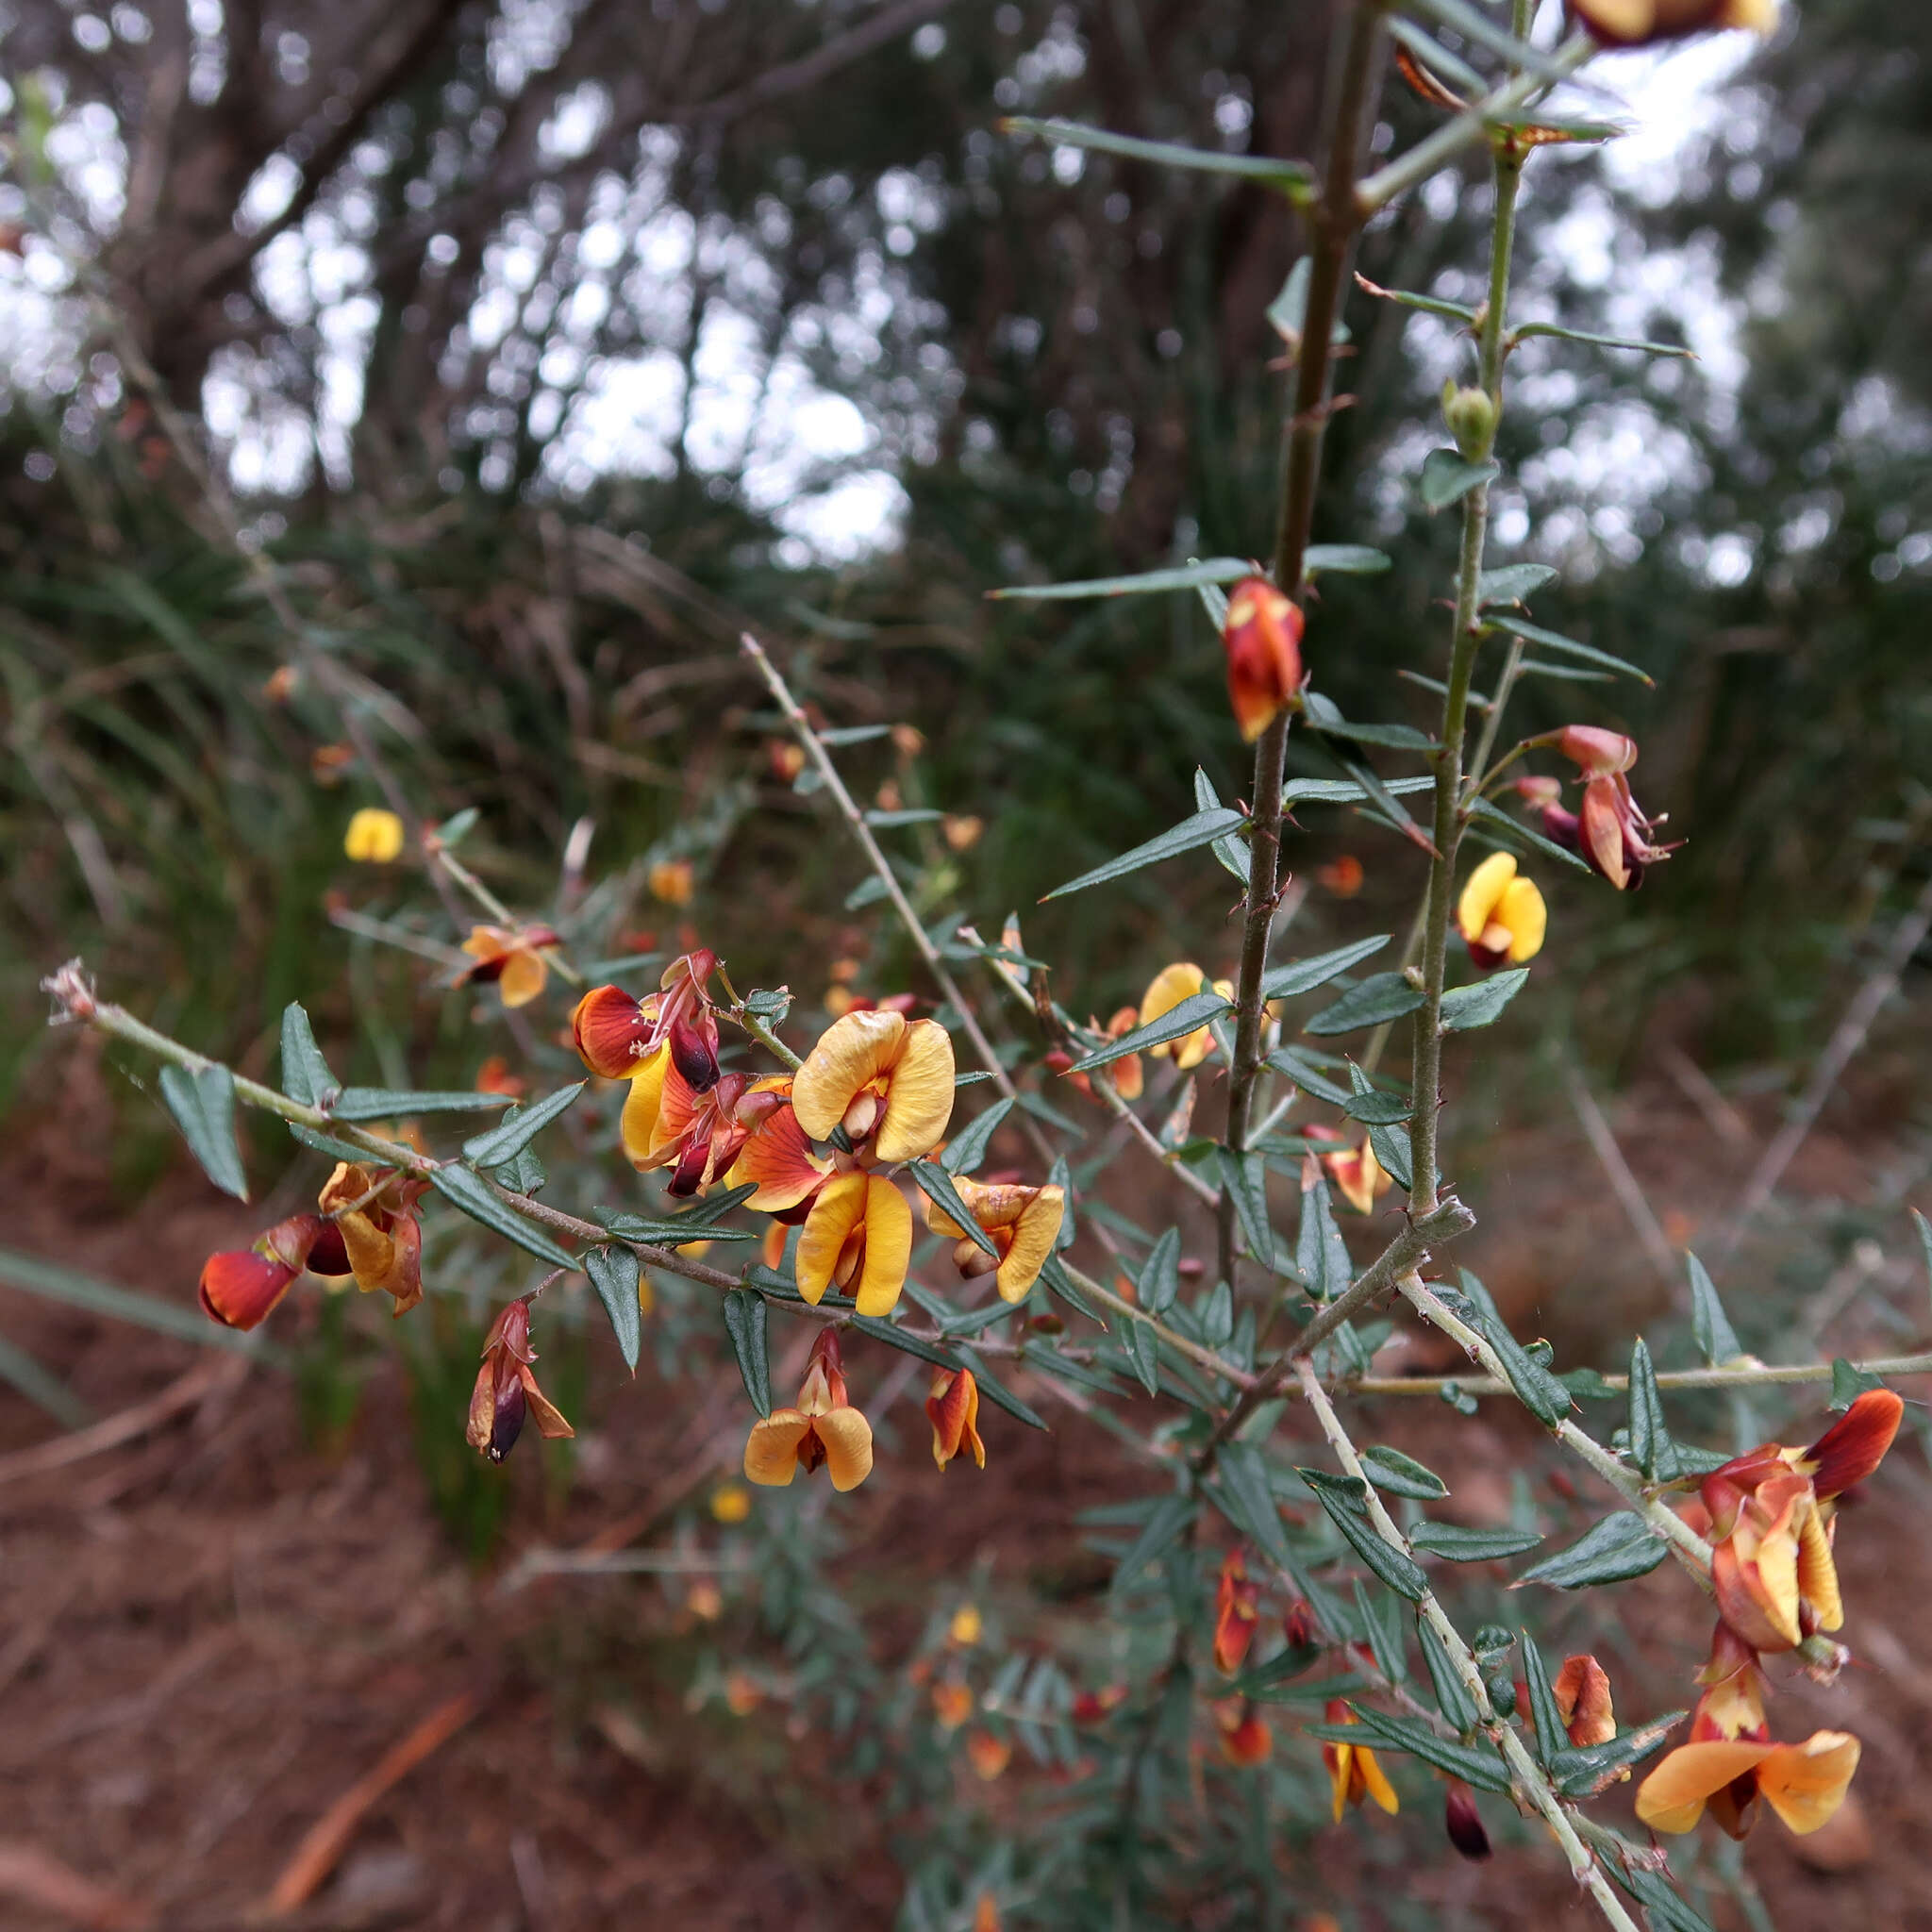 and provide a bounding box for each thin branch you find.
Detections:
[1561,1058,1678,1285]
